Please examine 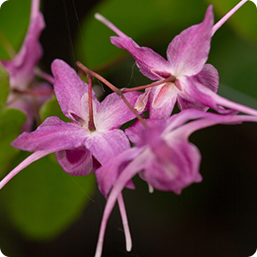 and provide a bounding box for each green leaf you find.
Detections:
[0,107,26,176]
[75,0,208,70]
[40,96,70,123]
[2,151,96,240]
[0,63,9,106]
[0,0,30,59]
